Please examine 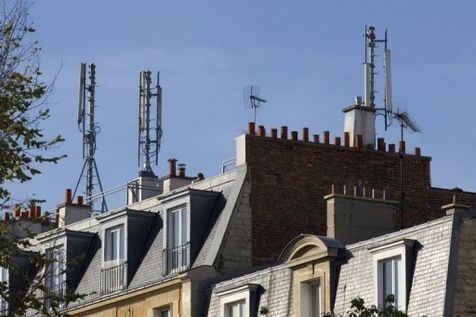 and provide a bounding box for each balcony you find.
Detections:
[162,243,190,275]
[0,299,7,316]
[100,262,127,295]
[43,281,66,311]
